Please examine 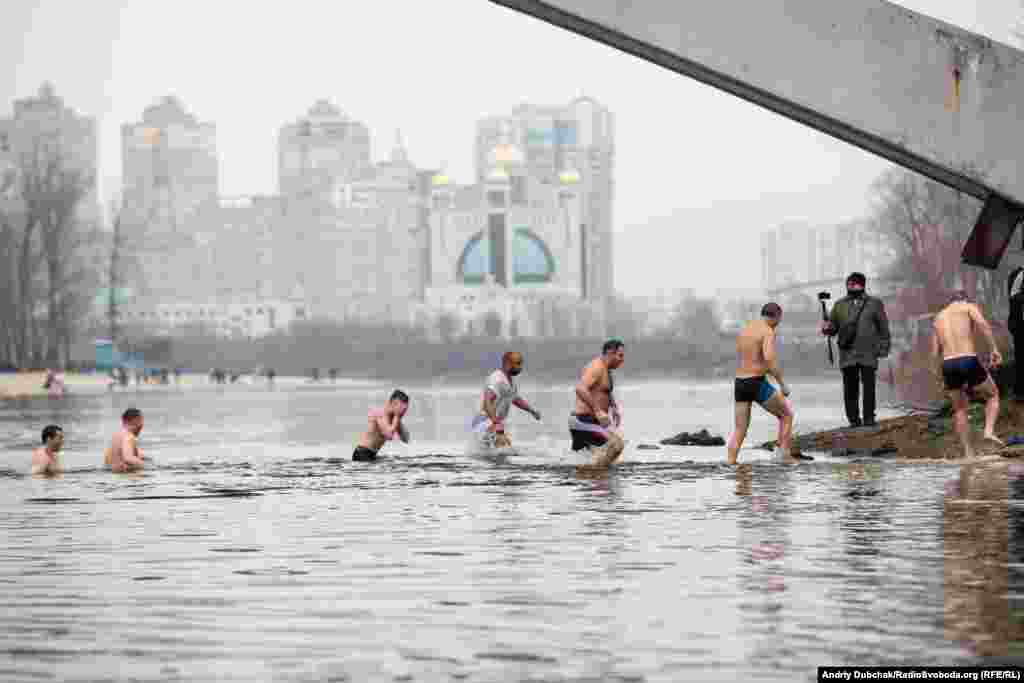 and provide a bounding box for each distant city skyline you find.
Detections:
[0,0,1019,297]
